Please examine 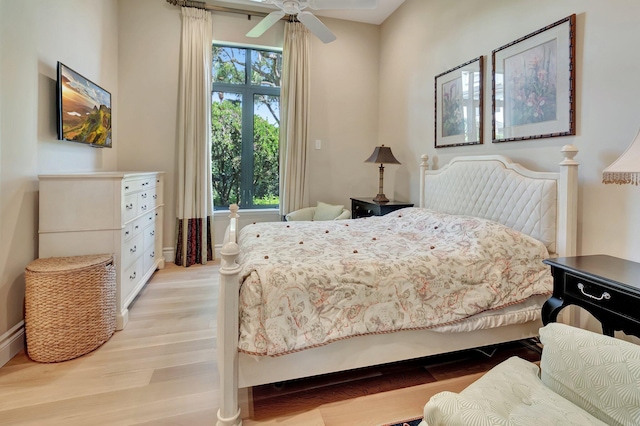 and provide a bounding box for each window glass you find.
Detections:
[212,46,246,84]
[212,92,242,207]
[251,49,282,87]
[253,94,280,208]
